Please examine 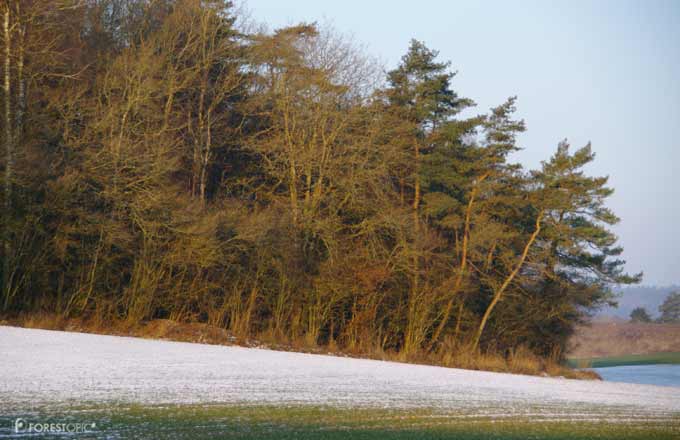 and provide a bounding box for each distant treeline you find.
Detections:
[0,1,639,359]
[606,285,680,319]
[629,291,680,323]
